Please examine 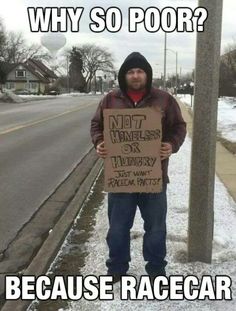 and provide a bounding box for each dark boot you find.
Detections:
[107,273,127,284]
